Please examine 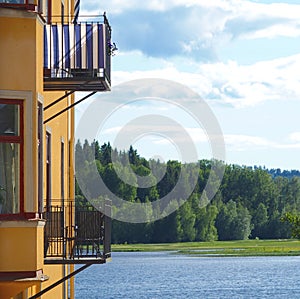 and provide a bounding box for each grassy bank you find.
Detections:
[112,239,300,257]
